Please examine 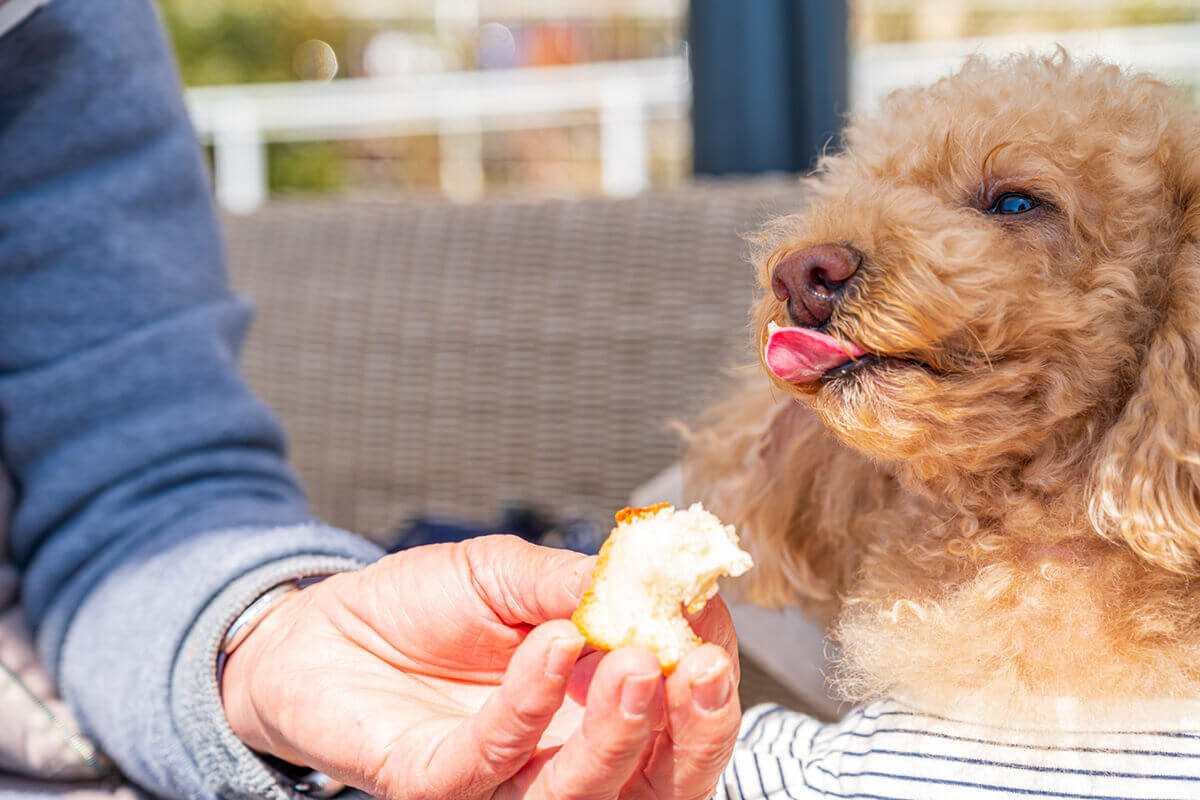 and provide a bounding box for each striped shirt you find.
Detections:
[719,702,1200,799]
